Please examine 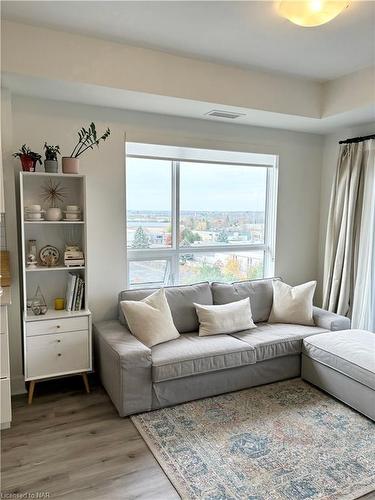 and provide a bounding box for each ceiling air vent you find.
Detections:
[205,110,246,119]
